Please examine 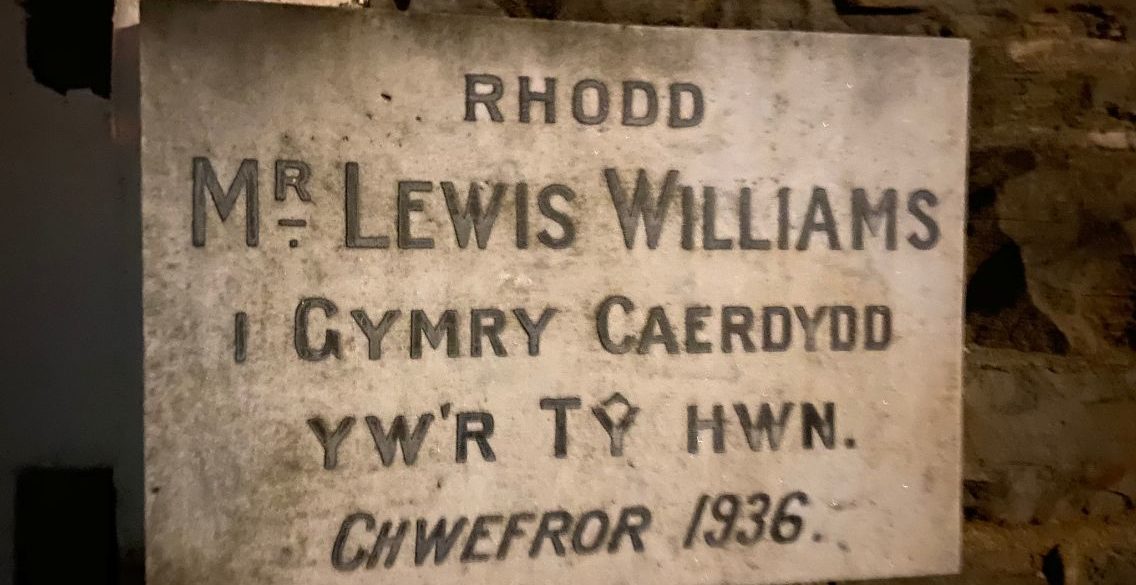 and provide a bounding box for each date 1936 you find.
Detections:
[682,491,810,549]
